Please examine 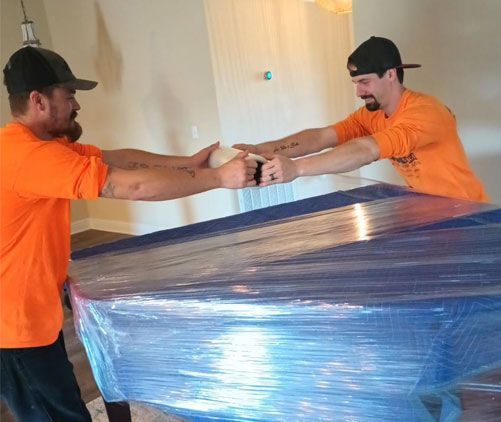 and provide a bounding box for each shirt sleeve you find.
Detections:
[13,141,108,200]
[333,110,371,145]
[373,102,450,159]
[56,139,103,158]
[334,99,451,159]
